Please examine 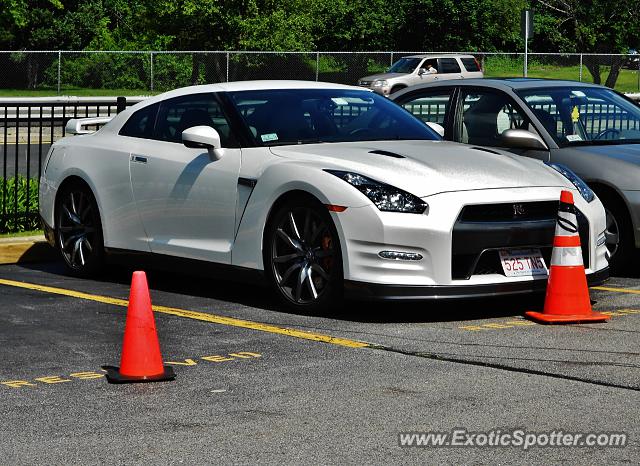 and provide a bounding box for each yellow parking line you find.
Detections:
[0,278,370,349]
[592,286,640,295]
